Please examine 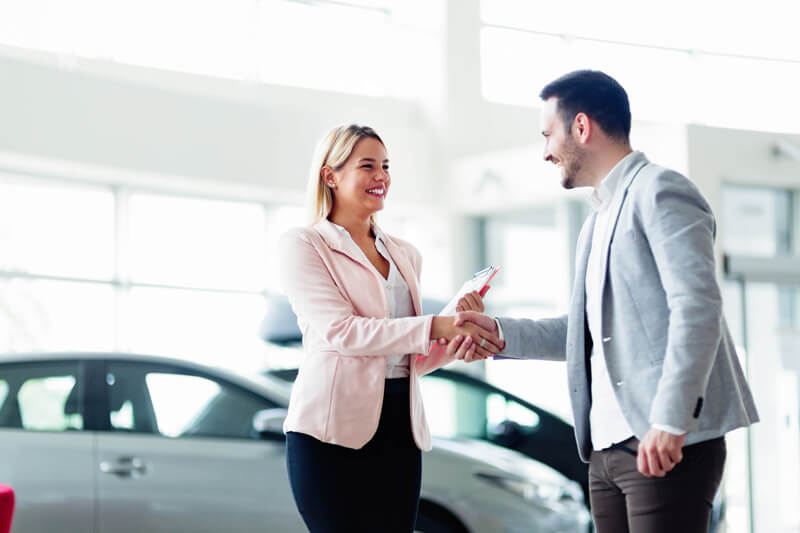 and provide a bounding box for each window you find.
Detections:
[486,392,539,429]
[420,373,540,441]
[379,211,453,300]
[0,0,443,100]
[0,381,8,412]
[479,0,800,133]
[105,362,278,440]
[480,207,576,423]
[481,0,799,60]
[122,287,267,372]
[0,279,115,353]
[264,205,305,292]
[0,180,114,279]
[481,28,693,124]
[0,175,297,373]
[0,362,83,431]
[145,373,223,437]
[0,177,116,352]
[722,185,793,257]
[0,173,449,373]
[483,209,567,314]
[721,184,800,533]
[128,194,267,291]
[722,281,800,533]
